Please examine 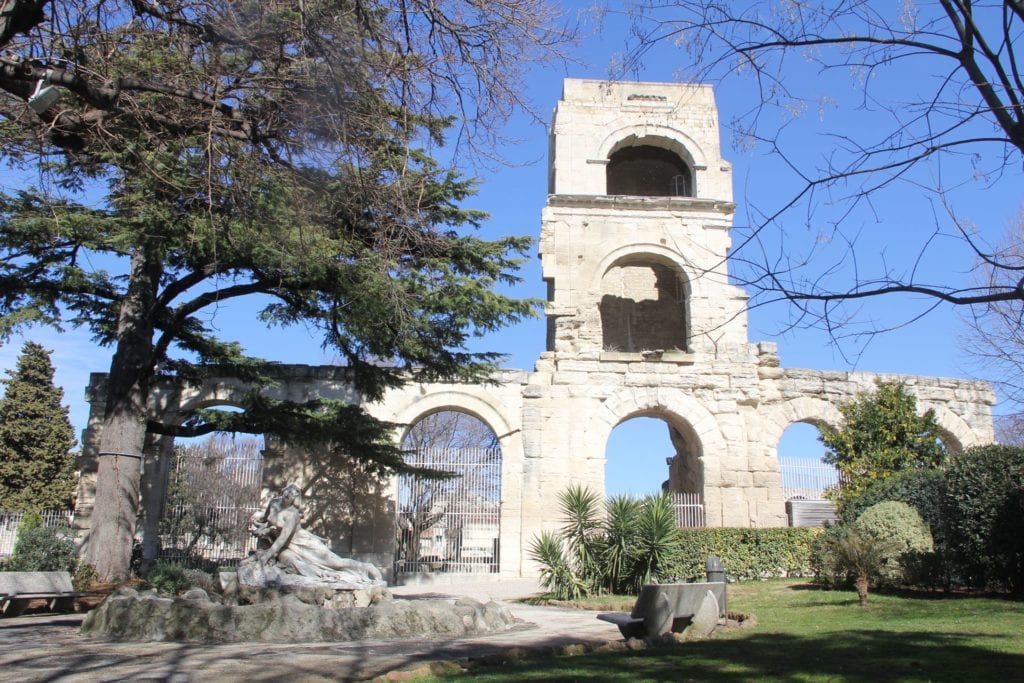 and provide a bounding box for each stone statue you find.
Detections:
[238,483,385,592]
